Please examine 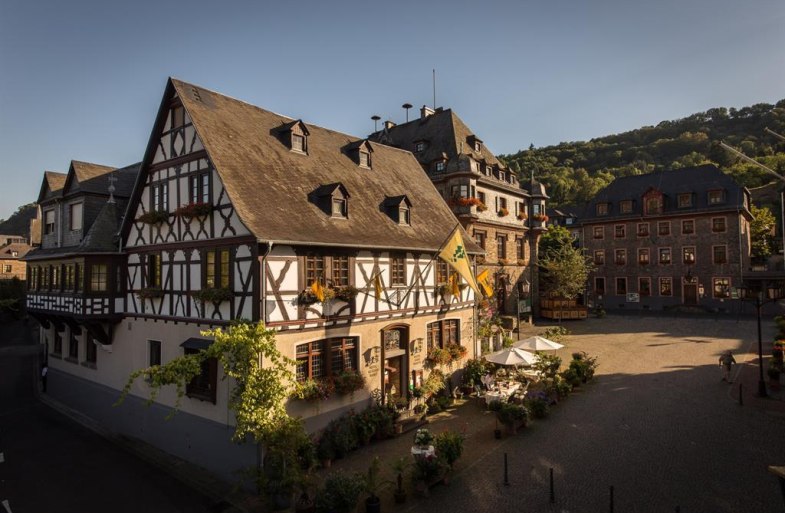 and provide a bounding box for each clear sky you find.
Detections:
[1,0,784,220]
